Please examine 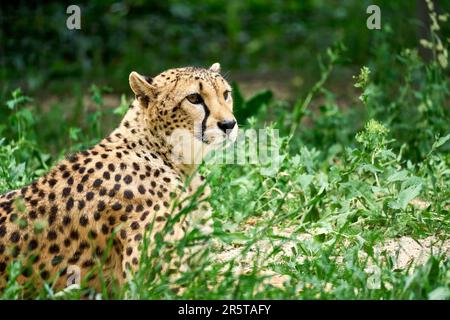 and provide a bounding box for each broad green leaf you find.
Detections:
[298,174,314,190]
[231,81,244,114]
[113,94,130,116]
[359,163,382,174]
[389,183,422,210]
[233,83,272,123]
[431,133,450,151]
[387,170,409,183]
[428,287,450,300]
